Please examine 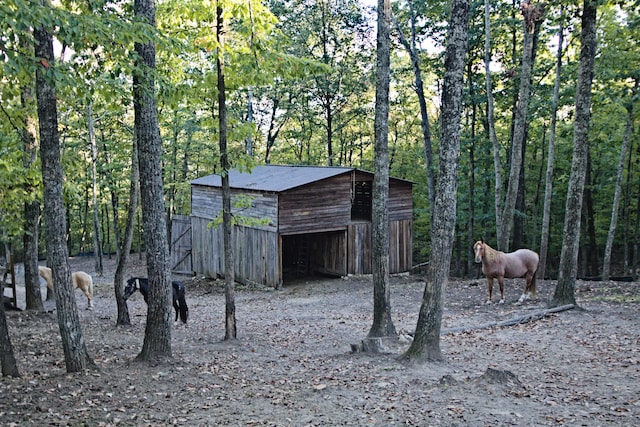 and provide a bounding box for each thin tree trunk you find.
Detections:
[602,79,637,280]
[35,1,94,372]
[552,0,597,307]
[20,36,44,311]
[539,8,565,280]
[483,0,504,245]
[114,137,140,326]
[246,86,254,155]
[217,4,237,341]
[403,0,469,363]
[101,129,122,260]
[394,2,435,223]
[87,102,103,276]
[467,60,476,277]
[498,0,543,251]
[368,0,396,339]
[0,263,19,377]
[134,0,172,360]
[584,155,598,276]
